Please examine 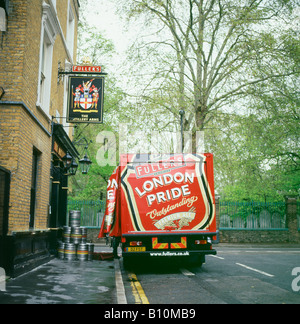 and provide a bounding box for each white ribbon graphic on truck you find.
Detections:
[154,210,196,230]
